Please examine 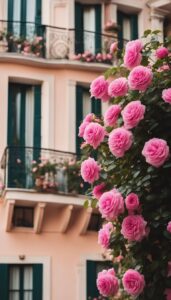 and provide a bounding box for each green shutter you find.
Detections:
[33,85,41,160]
[35,0,43,37]
[86,261,98,298]
[8,0,13,33]
[7,83,14,146]
[33,264,43,300]
[20,0,27,37]
[95,5,101,54]
[91,97,101,117]
[75,2,84,53]
[0,264,9,300]
[130,14,138,40]
[76,85,83,155]
[117,11,124,49]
